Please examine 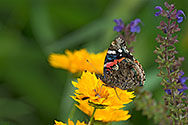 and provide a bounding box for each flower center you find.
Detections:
[93,86,109,99]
